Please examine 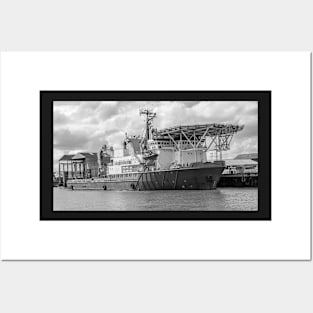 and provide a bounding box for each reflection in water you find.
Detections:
[53,188,258,211]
